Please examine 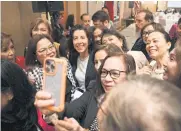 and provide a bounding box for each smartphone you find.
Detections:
[43,57,67,112]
